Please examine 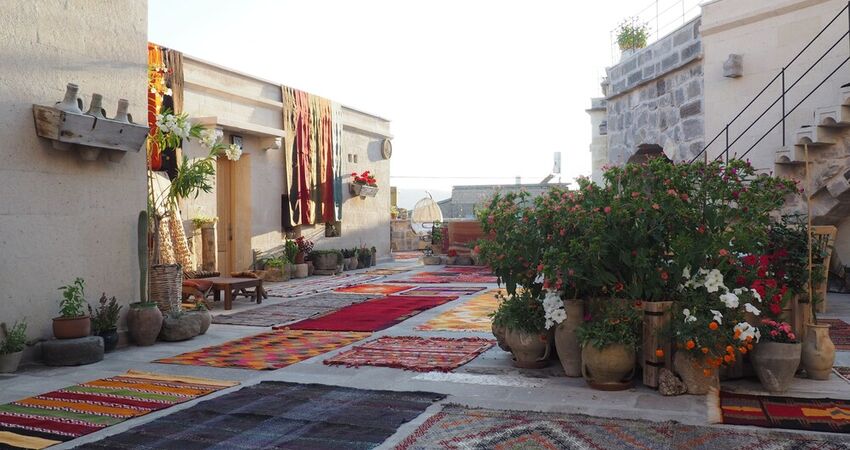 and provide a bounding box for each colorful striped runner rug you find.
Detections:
[0,371,236,449]
[324,336,494,372]
[398,286,486,297]
[334,283,414,295]
[710,389,850,433]
[415,289,502,332]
